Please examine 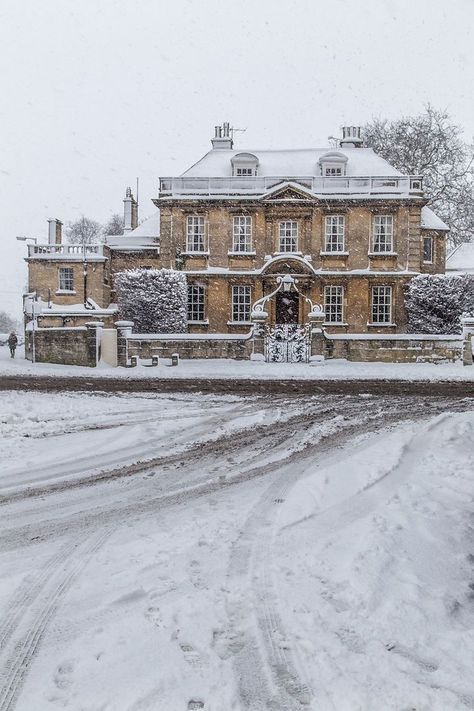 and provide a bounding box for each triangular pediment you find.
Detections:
[261,181,315,202]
